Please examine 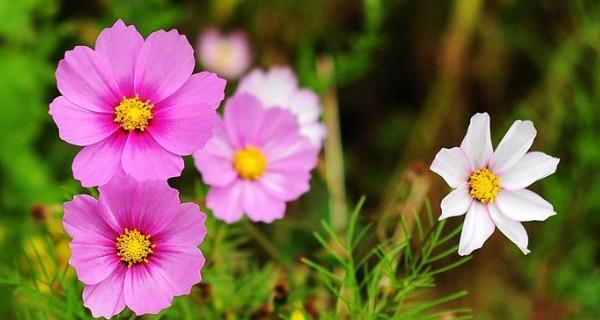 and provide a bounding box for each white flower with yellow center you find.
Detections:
[430,113,559,255]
